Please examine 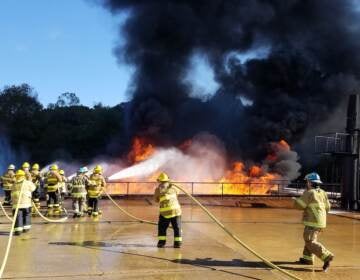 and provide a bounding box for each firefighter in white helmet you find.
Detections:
[88,165,106,217]
[154,172,182,248]
[12,170,36,235]
[294,172,334,271]
[1,164,16,205]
